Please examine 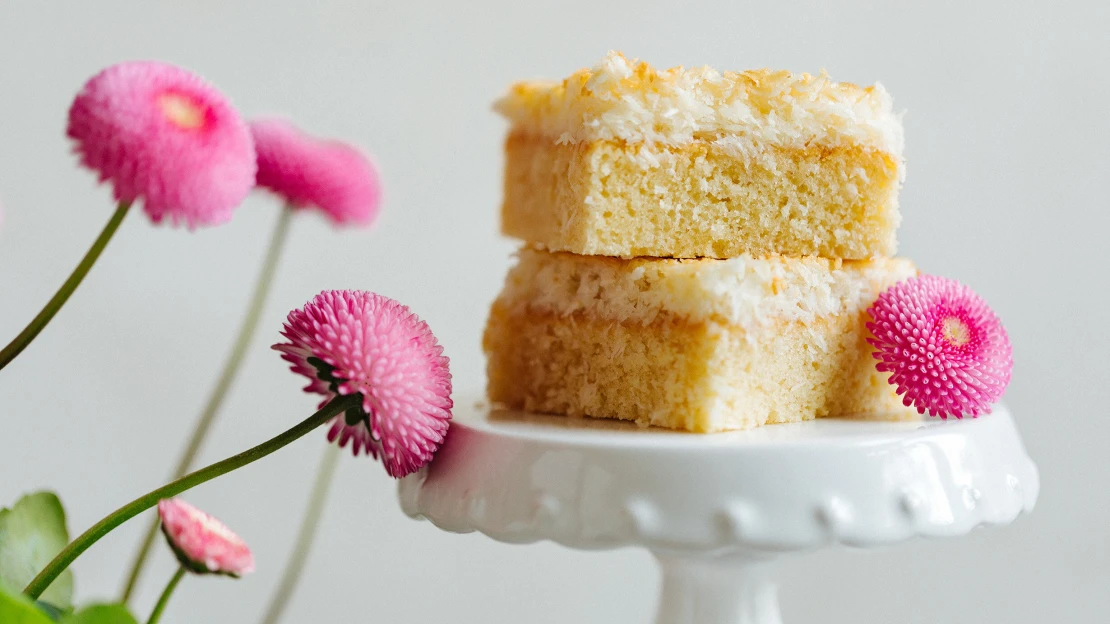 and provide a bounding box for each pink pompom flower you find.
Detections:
[157,498,254,577]
[67,61,256,229]
[251,118,382,227]
[866,274,1013,419]
[273,290,452,477]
